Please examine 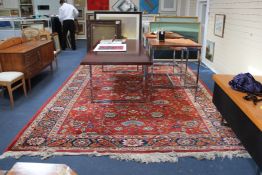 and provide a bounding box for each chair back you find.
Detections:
[51,33,61,53]
[22,27,40,41]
